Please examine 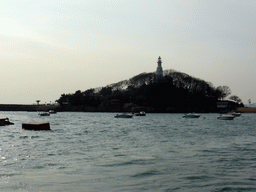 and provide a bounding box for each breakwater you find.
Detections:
[237,107,256,113]
[0,104,59,111]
